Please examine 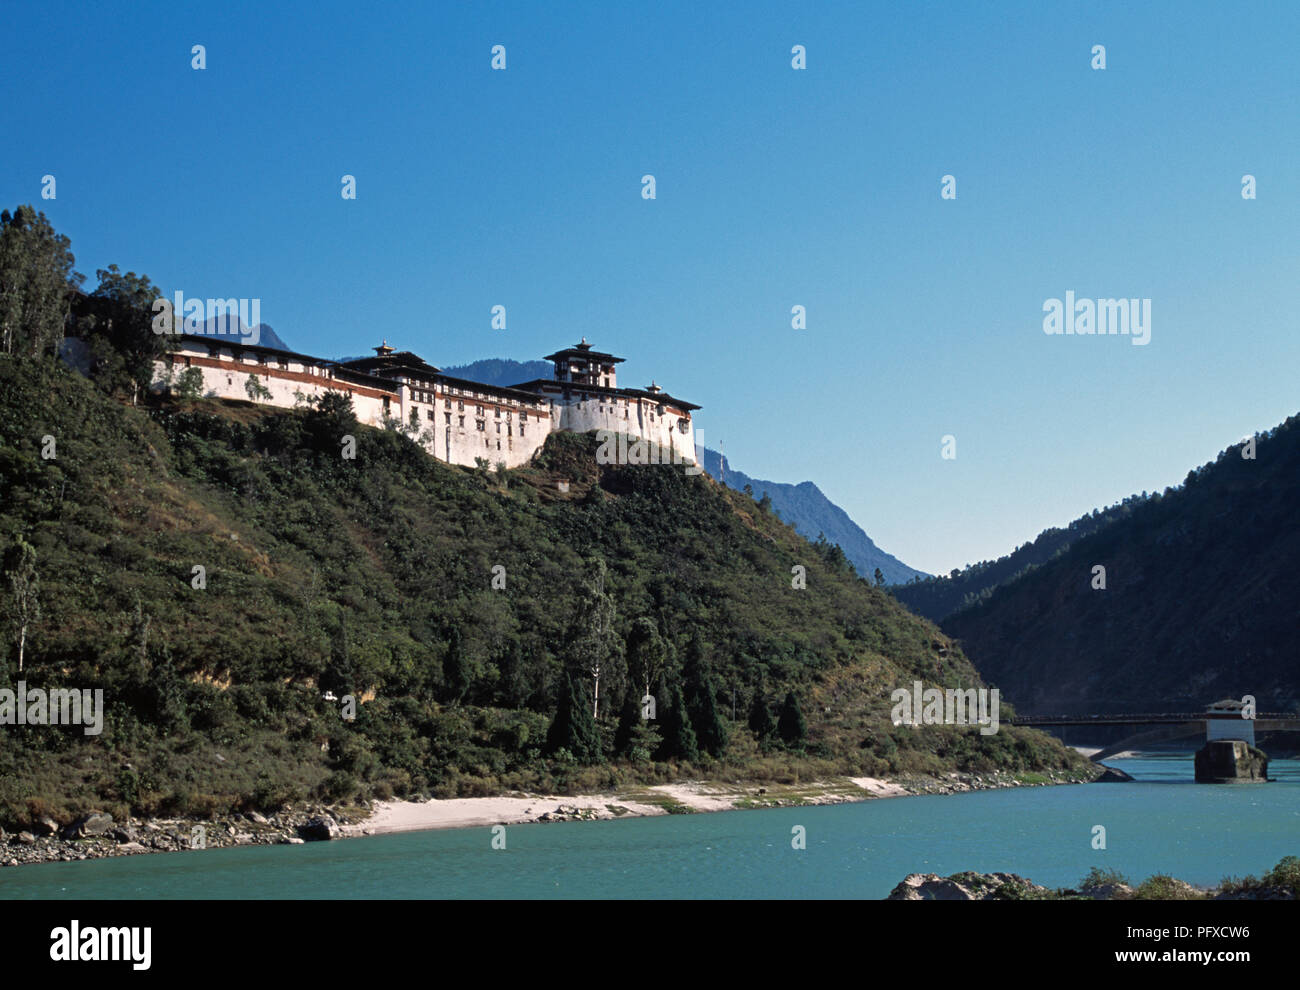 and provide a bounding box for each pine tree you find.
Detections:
[654,679,698,763]
[777,691,807,747]
[613,691,640,755]
[546,672,603,763]
[748,692,776,750]
[682,635,726,757]
[443,625,470,704]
